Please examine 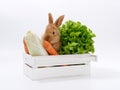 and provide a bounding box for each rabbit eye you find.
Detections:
[52,31,56,35]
